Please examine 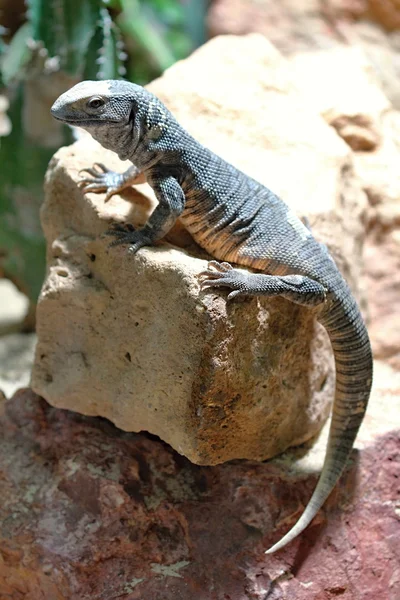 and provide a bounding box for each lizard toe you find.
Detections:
[104,224,135,240]
[78,181,108,193]
[78,167,99,177]
[198,268,225,280]
[93,162,109,173]
[206,260,233,273]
